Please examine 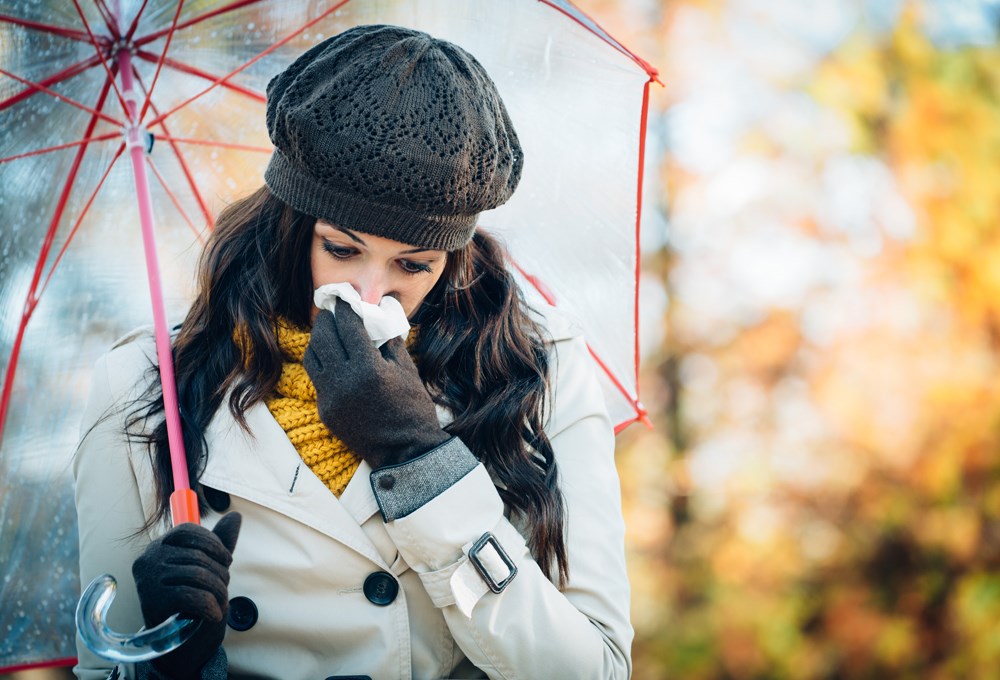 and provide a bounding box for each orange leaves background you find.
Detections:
[578,0,1000,677]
